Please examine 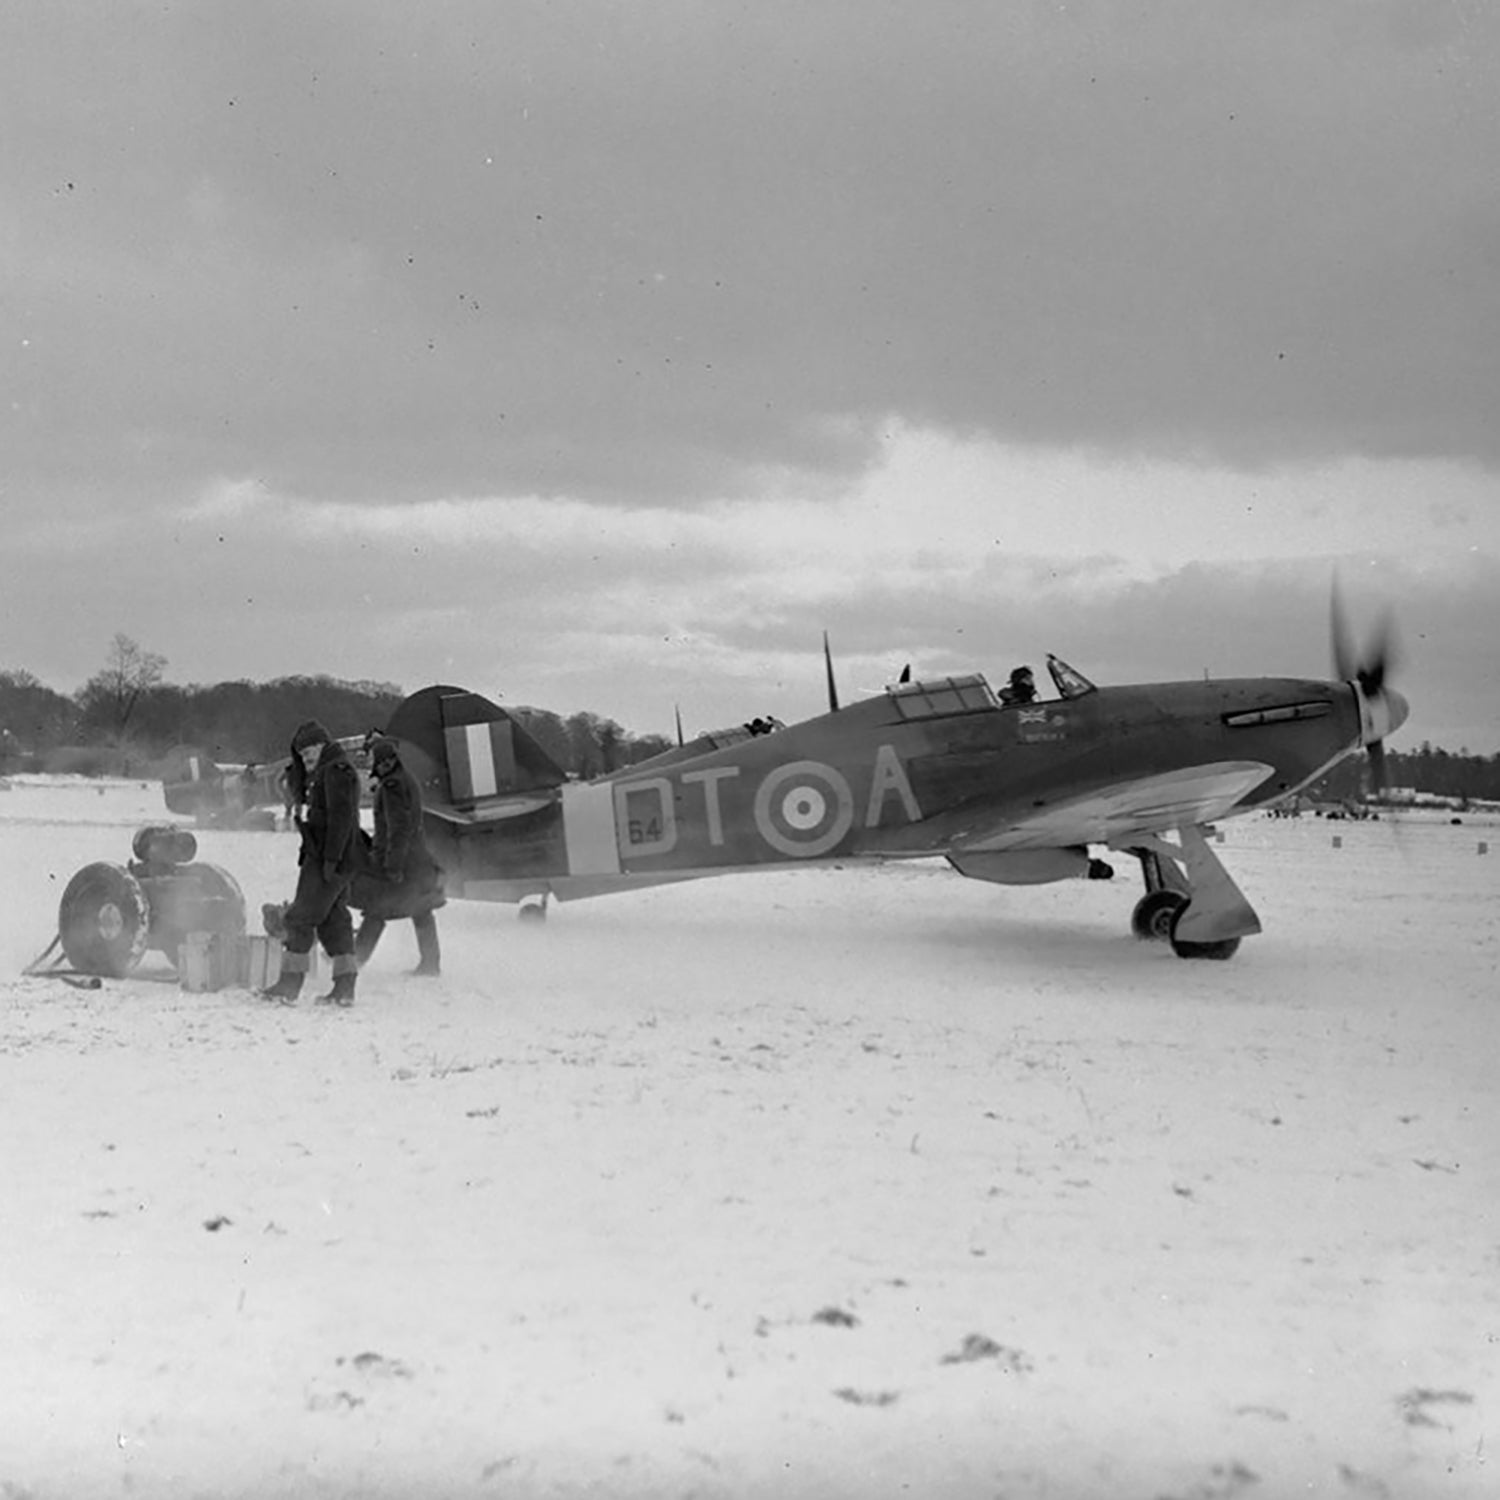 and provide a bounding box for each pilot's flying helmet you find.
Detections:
[291,719,331,752]
[369,735,401,769]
